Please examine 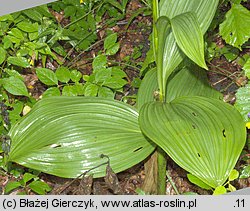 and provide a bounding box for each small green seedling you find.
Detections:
[188,169,240,195]
[213,169,239,195]
[4,172,51,195]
